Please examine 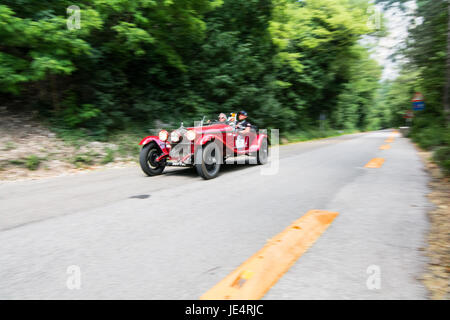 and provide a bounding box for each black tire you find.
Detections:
[195,142,222,180]
[139,142,166,176]
[256,137,269,165]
